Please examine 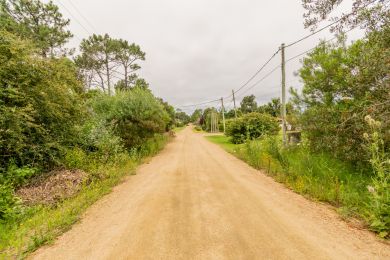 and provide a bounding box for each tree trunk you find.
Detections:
[106,55,111,95]
[124,65,128,88]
